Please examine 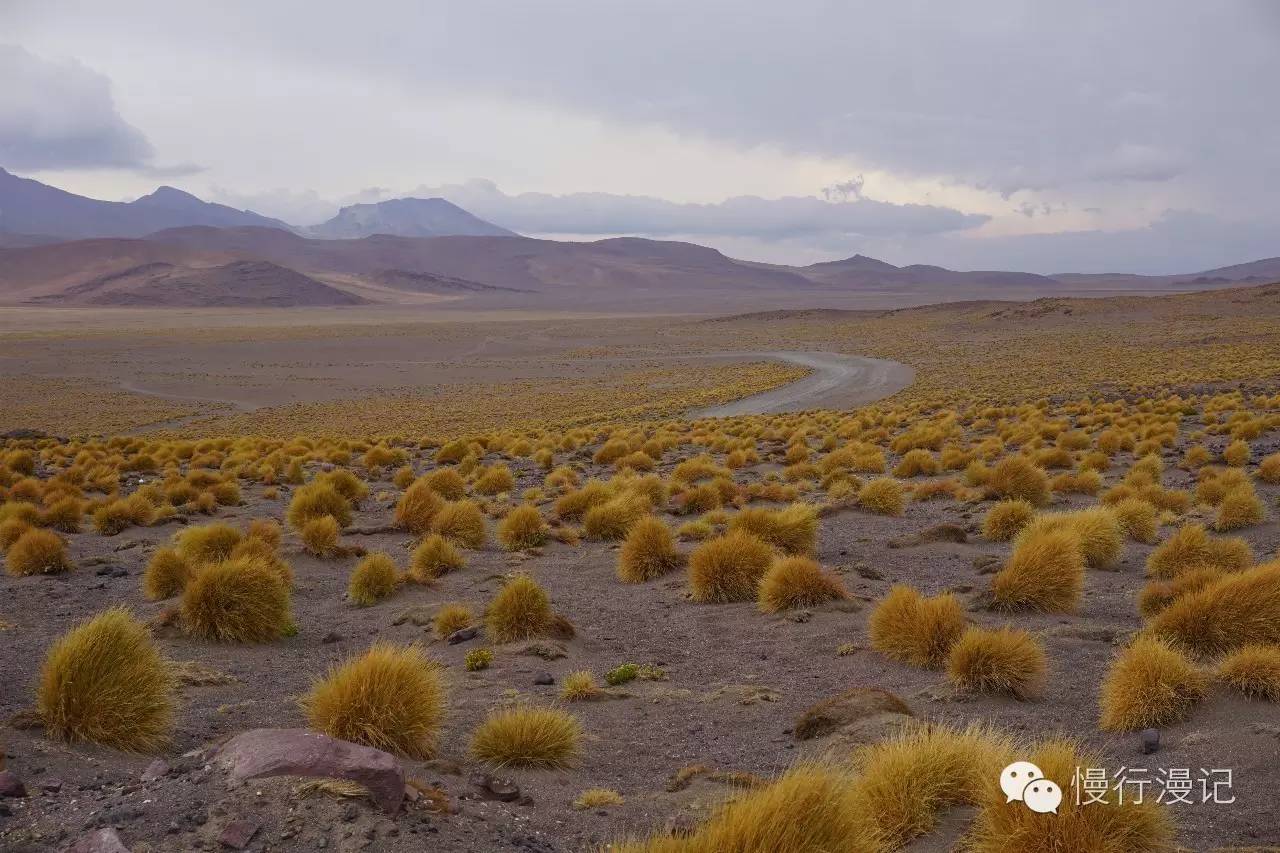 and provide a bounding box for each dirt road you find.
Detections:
[689,351,914,417]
